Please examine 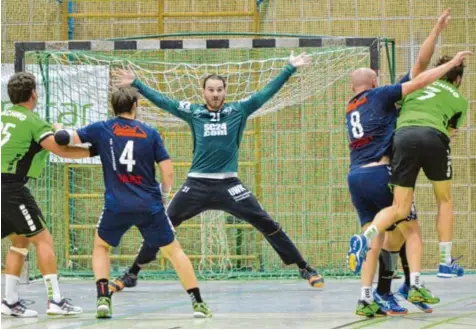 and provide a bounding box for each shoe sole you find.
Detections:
[355,311,386,318]
[347,235,363,274]
[47,311,82,315]
[96,305,111,318]
[193,312,212,318]
[386,311,408,316]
